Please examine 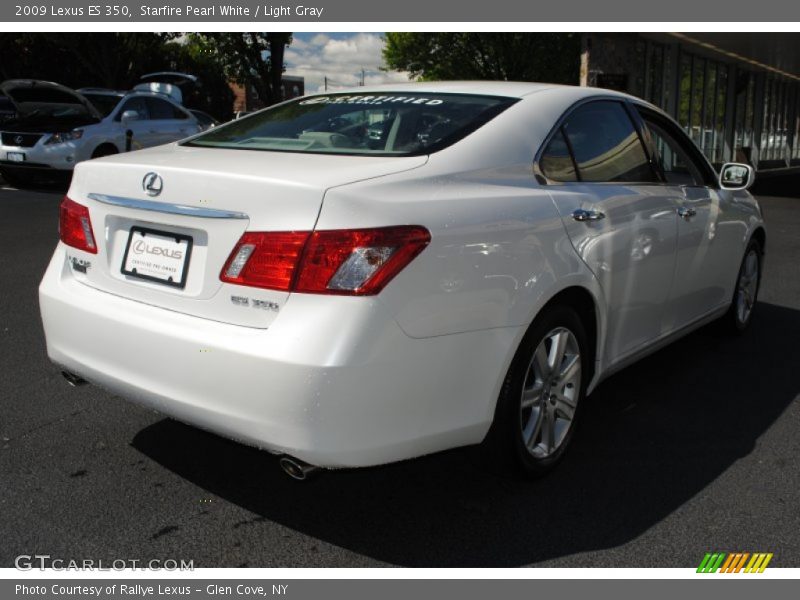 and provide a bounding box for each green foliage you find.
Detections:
[189,33,292,108]
[0,32,293,121]
[383,33,580,84]
[0,33,178,89]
